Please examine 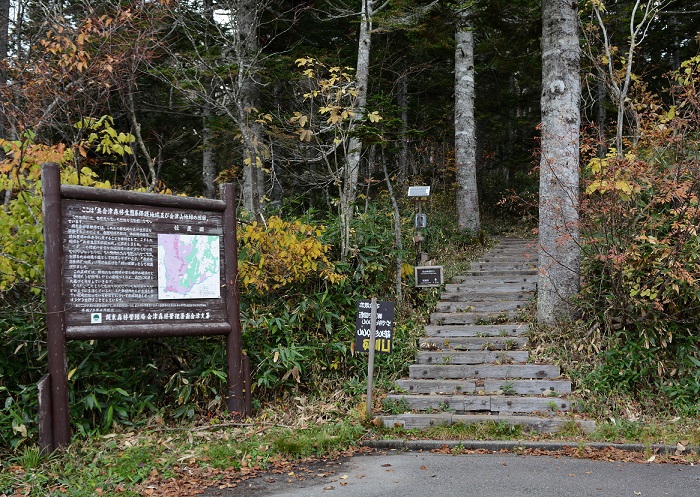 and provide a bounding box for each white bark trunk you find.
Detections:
[454,9,479,232]
[237,0,265,218]
[340,0,373,257]
[537,0,581,325]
